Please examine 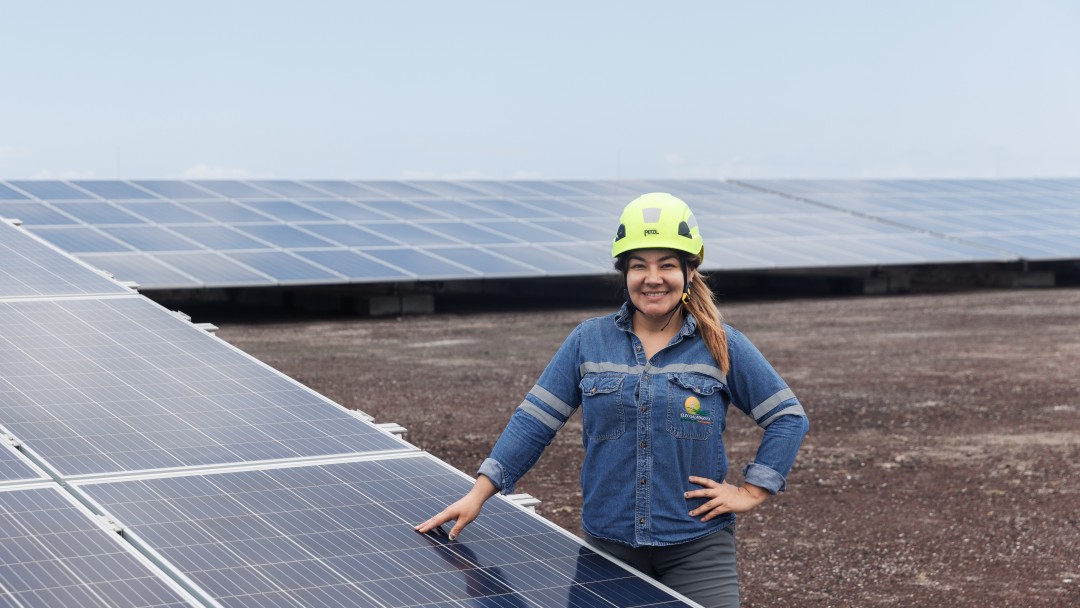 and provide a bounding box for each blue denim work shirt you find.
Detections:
[479,303,809,547]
